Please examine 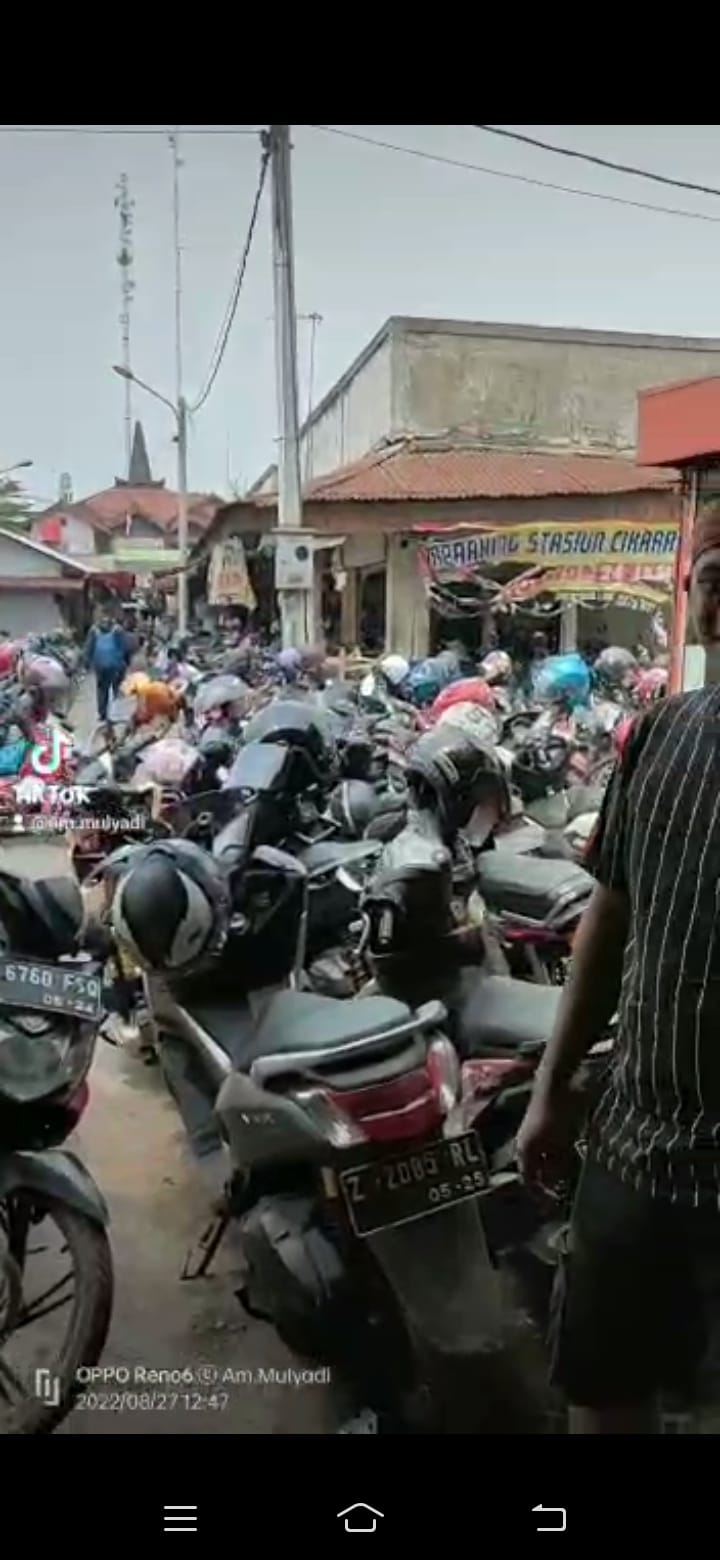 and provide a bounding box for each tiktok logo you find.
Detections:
[30,725,64,776]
